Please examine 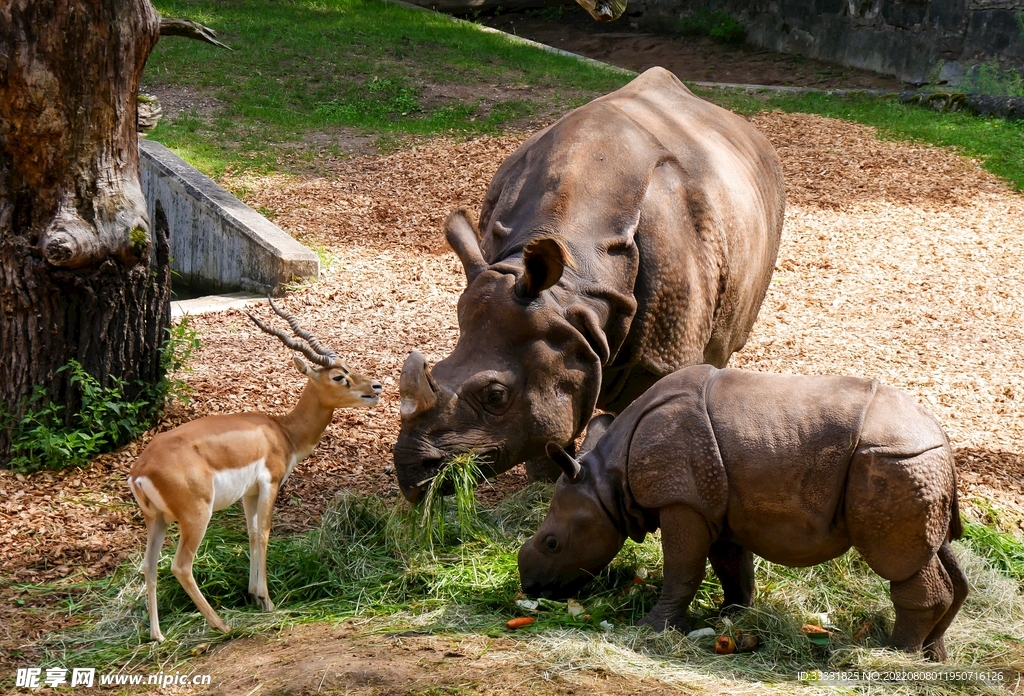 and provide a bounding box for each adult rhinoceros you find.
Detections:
[395,67,785,502]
